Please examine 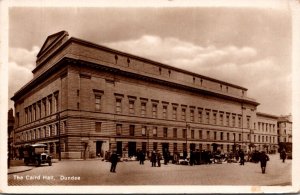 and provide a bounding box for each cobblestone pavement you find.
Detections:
[7,154,291,186]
